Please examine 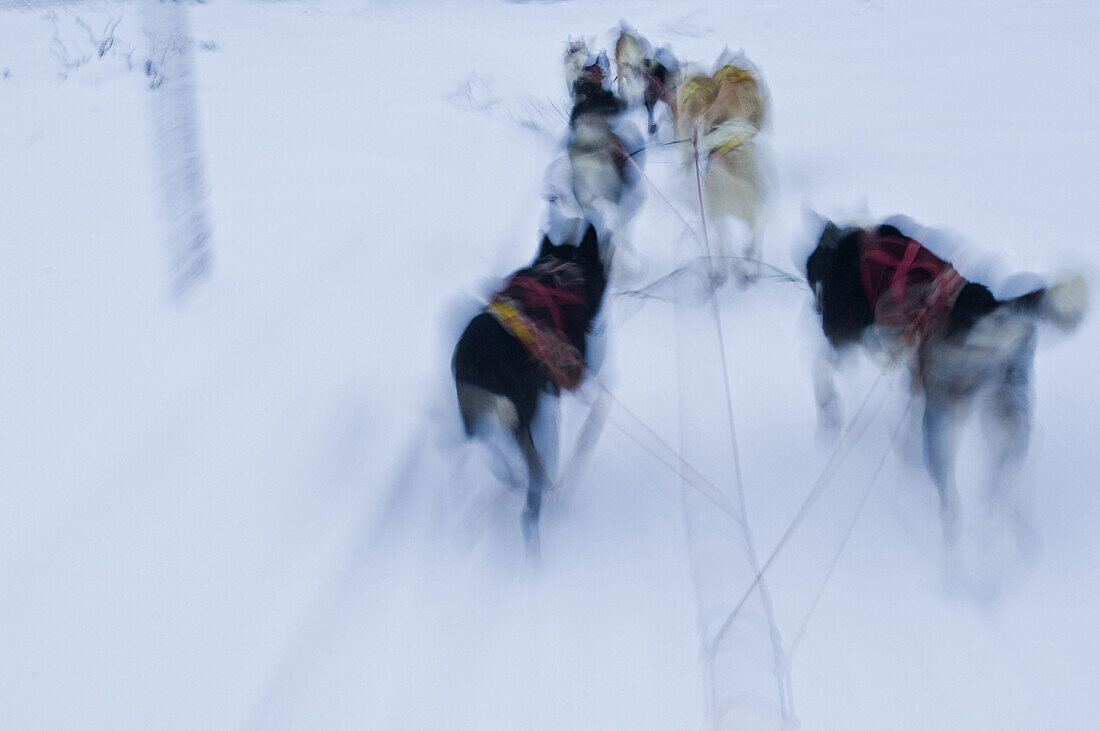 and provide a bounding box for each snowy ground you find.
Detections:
[2,0,1099,728]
